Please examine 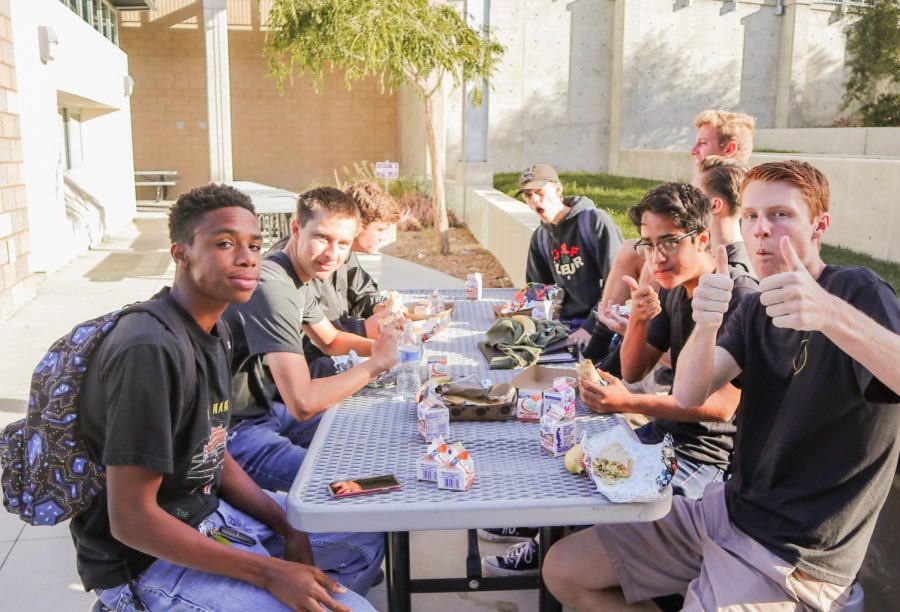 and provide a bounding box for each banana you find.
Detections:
[564,443,585,474]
